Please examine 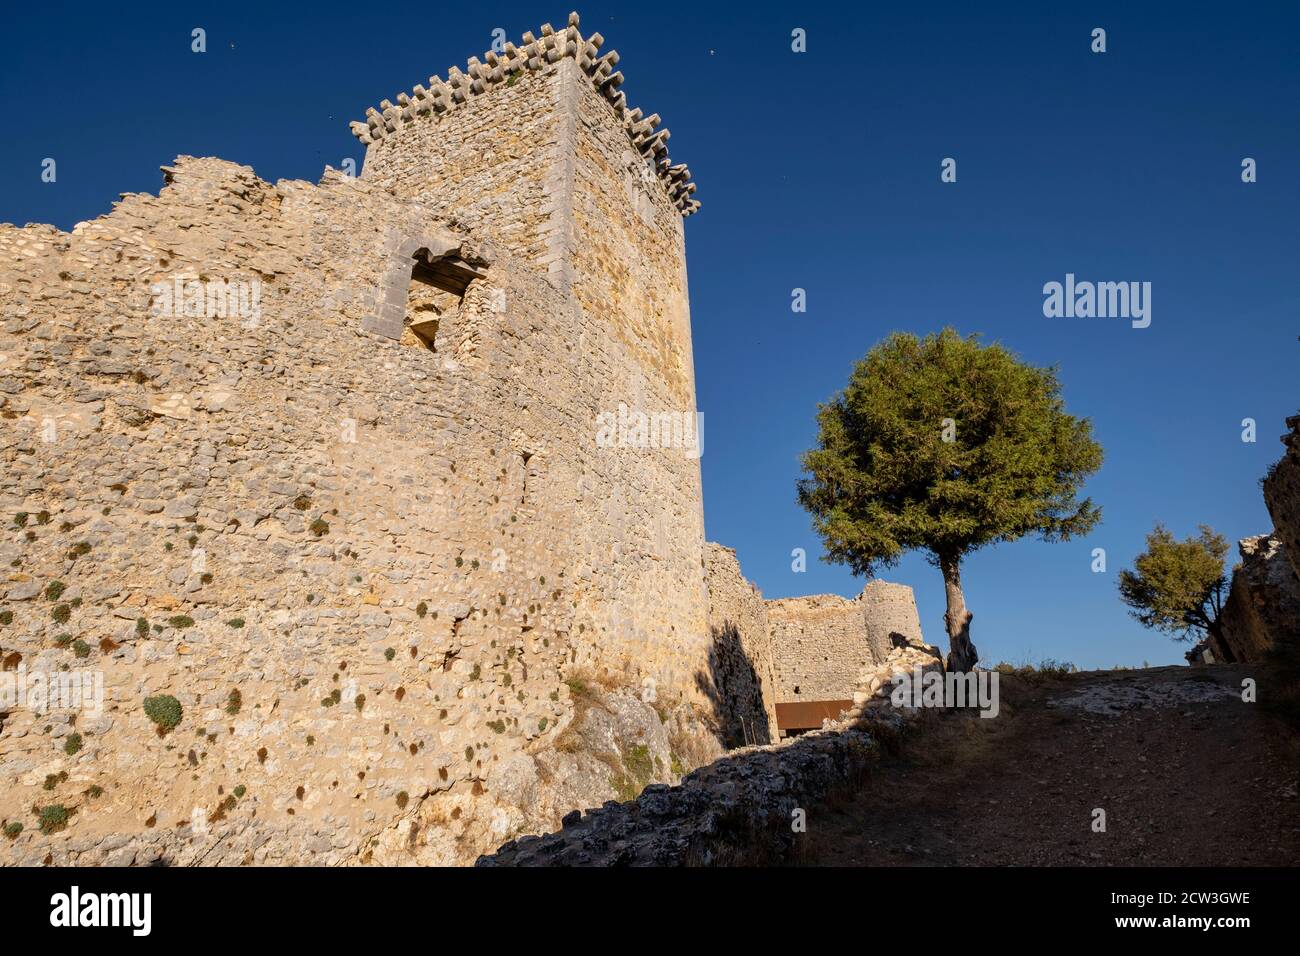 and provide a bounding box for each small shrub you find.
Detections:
[143,694,183,732]
[565,677,593,700]
[321,688,341,707]
[64,733,83,756]
[38,805,69,835]
[136,617,149,637]
[68,542,91,558]
[72,639,90,659]
[43,772,65,791]
[309,518,329,537]
[225,689,242,715]
[87,785,104,799]
[3,821,22,839]
[293,494,312,511]
[395,791,409,809]
[233,784,246,798]
[355,694,366,712]
[45,580,66,601]
[14,513,28,527]
[51,604,71,624]
[0,611,13,626]
[226,618,245,629]
[416,601,428,618]
[384,647,396,661]
[168,615,194,629]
